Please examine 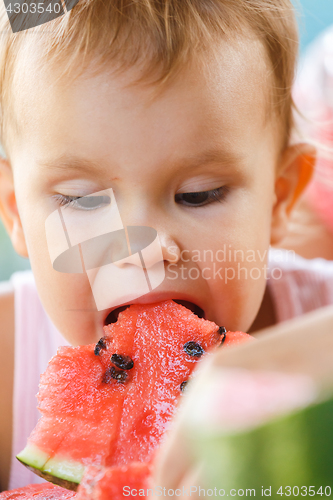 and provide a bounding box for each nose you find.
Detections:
[85,225,178,311]
[111,227,181,269]
[159,234,181,265]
